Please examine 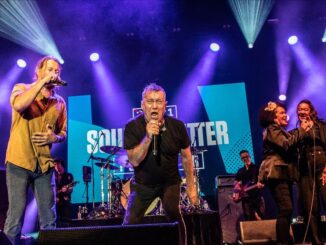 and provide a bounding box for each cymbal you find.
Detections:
[100,145,125,155]
[90,155,108,162]
[191,147,208,155]
[95,162,119,170]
